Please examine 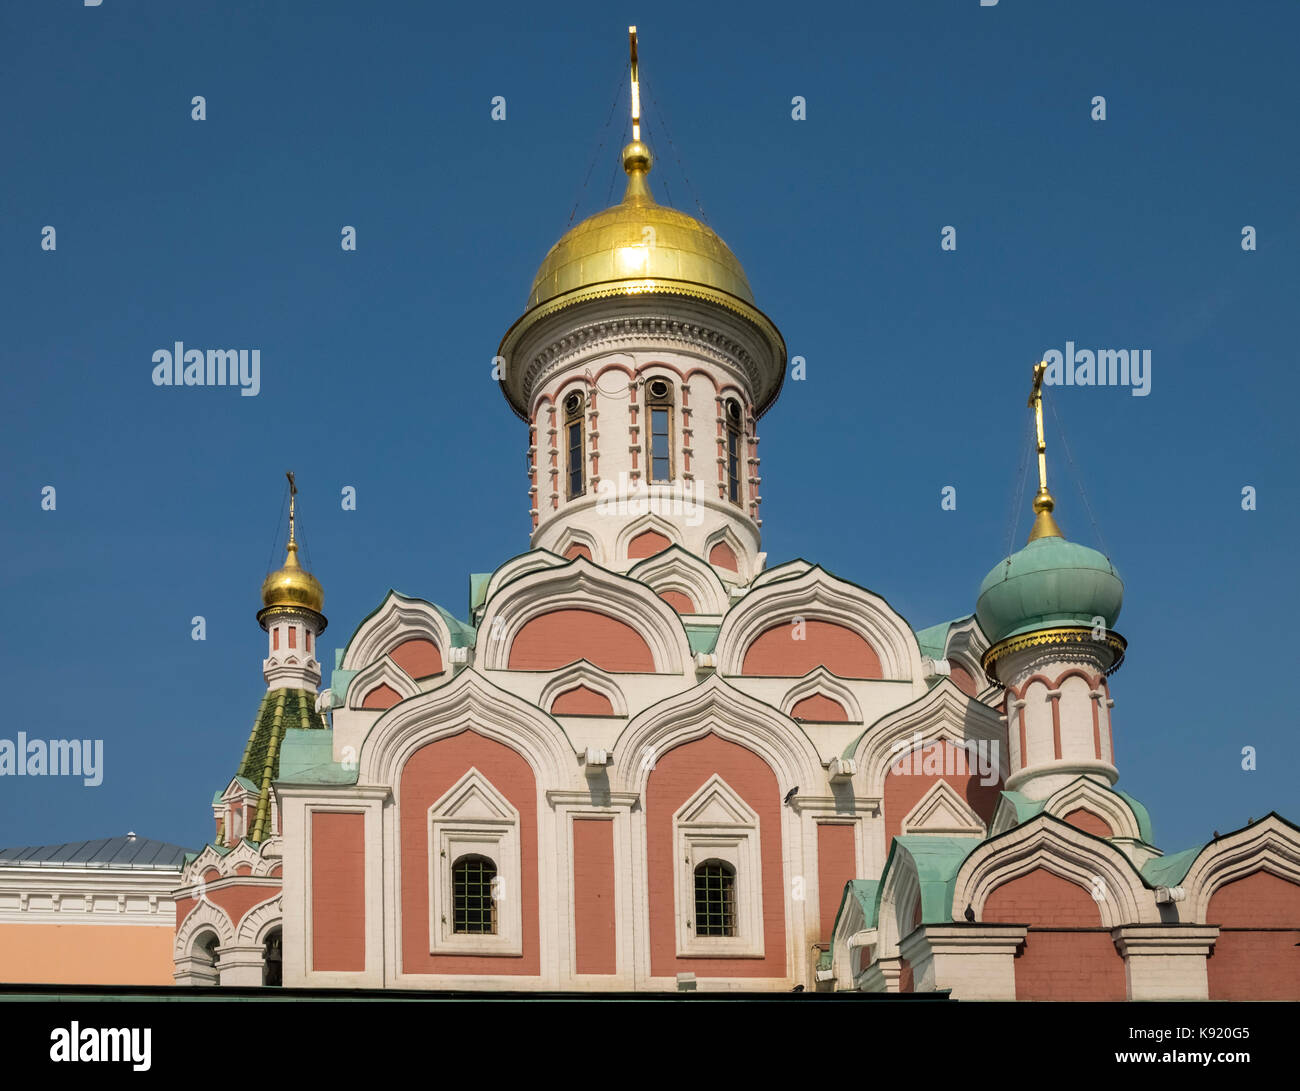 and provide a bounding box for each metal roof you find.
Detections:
[0,836,190,871]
